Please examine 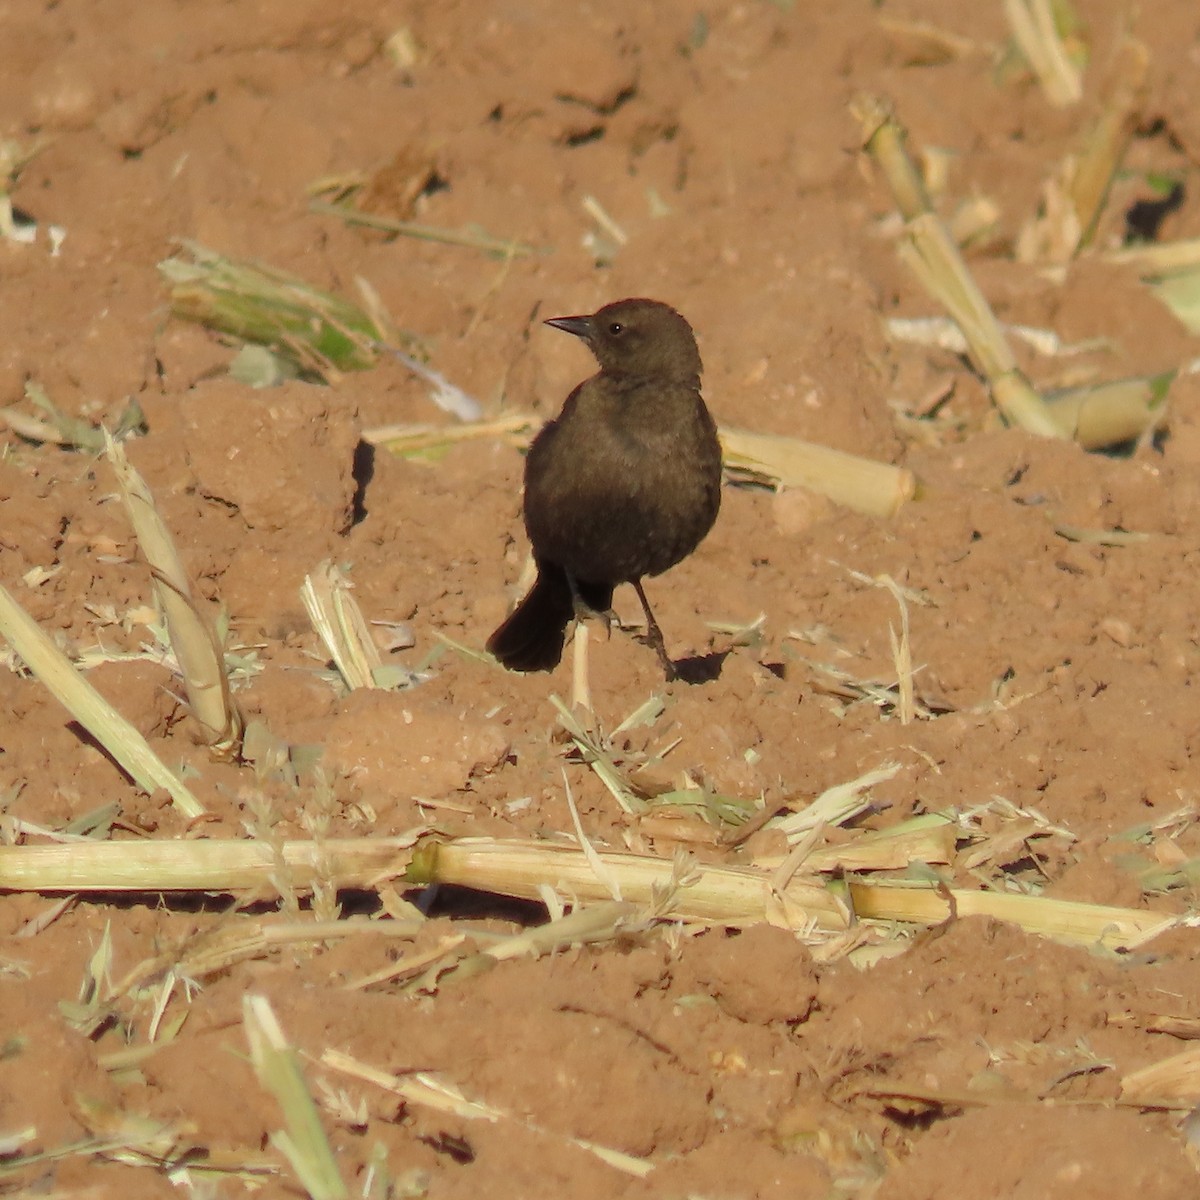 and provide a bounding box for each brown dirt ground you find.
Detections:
[4,1,1200,1196]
